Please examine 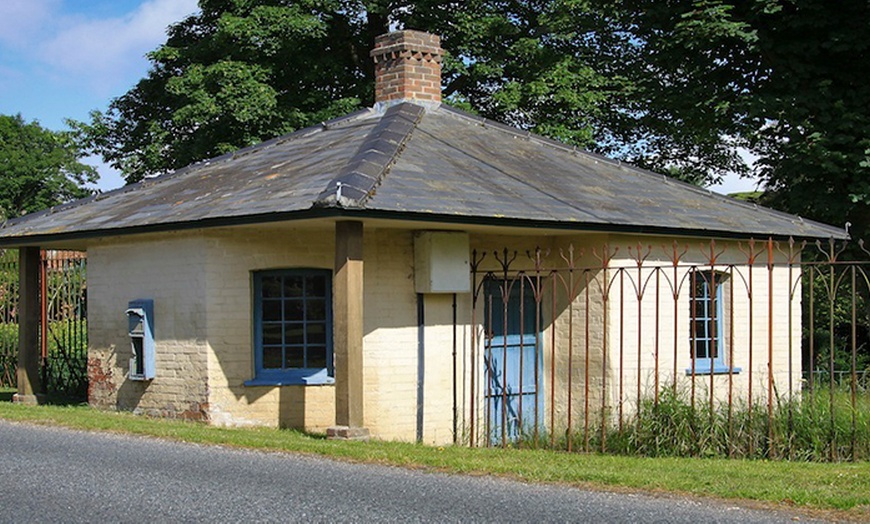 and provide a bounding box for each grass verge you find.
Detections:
[0,400,868,520]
